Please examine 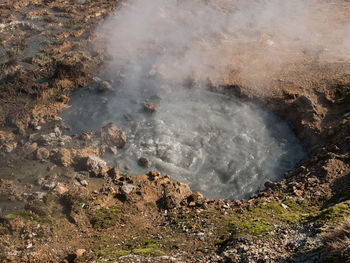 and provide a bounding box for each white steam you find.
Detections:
[98,0,350,88]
